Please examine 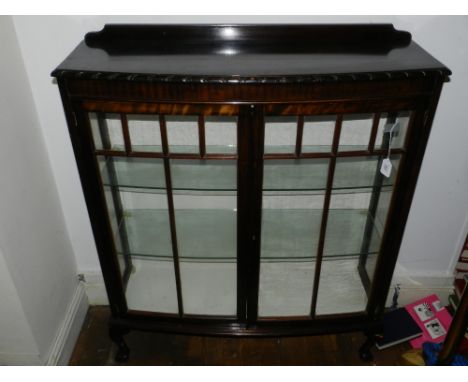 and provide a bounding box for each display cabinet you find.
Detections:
[52,24,451,362]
